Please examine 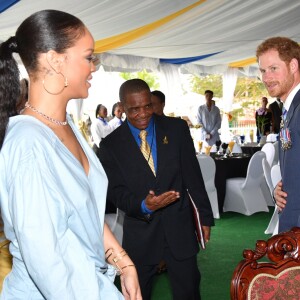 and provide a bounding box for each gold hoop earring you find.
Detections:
[43,72,68,95]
